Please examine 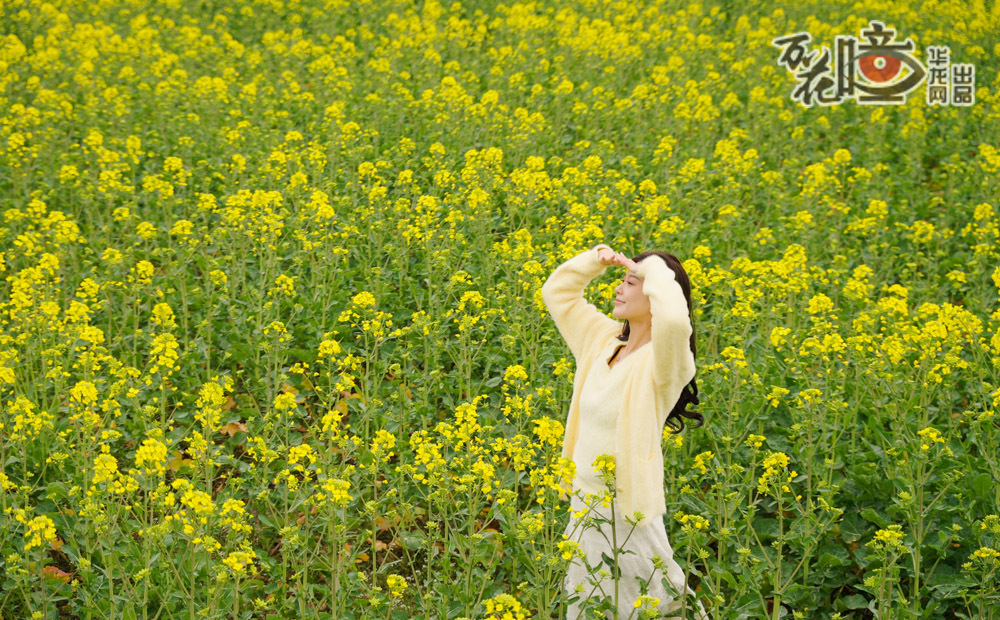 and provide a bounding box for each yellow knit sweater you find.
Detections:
[541,243,696,526]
